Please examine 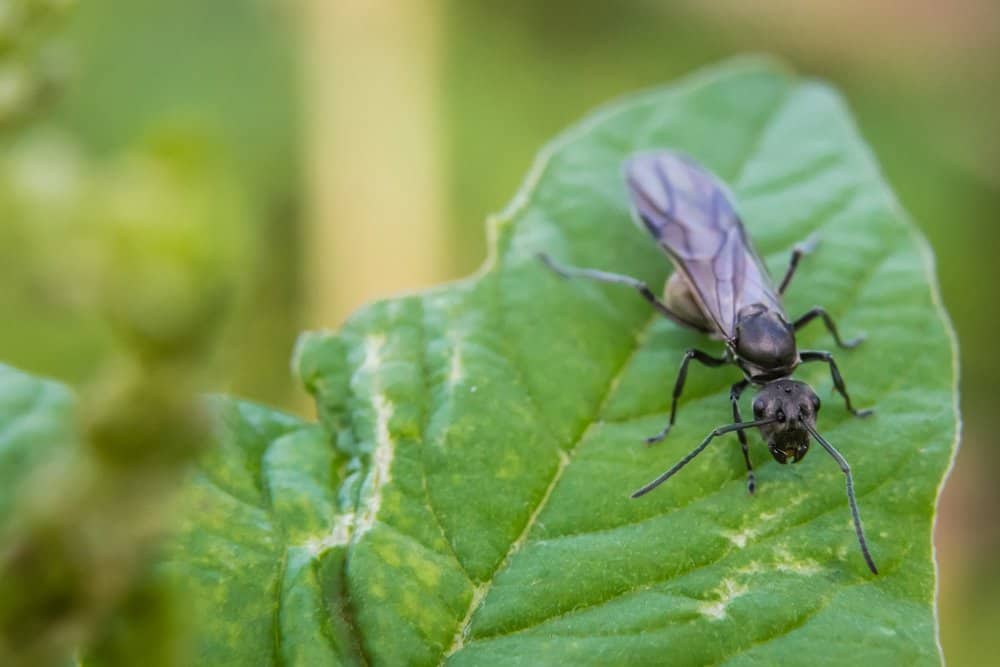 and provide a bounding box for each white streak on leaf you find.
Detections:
[303,513,356,557]
[448,344,464,387]
[355,335,395,539]
[699,579,748,621]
